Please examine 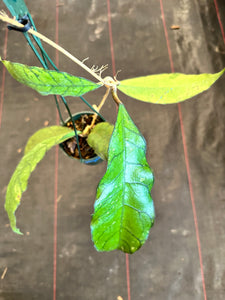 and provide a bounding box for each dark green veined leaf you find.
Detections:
[91,104,155,254]
[87,122,114,161]
[5,126,75,235]
[118,69,225,104]
[0,58,101,97]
